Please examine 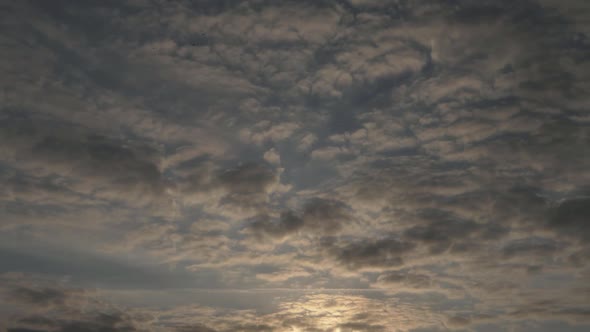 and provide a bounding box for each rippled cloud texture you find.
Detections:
[1,0,589,331]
